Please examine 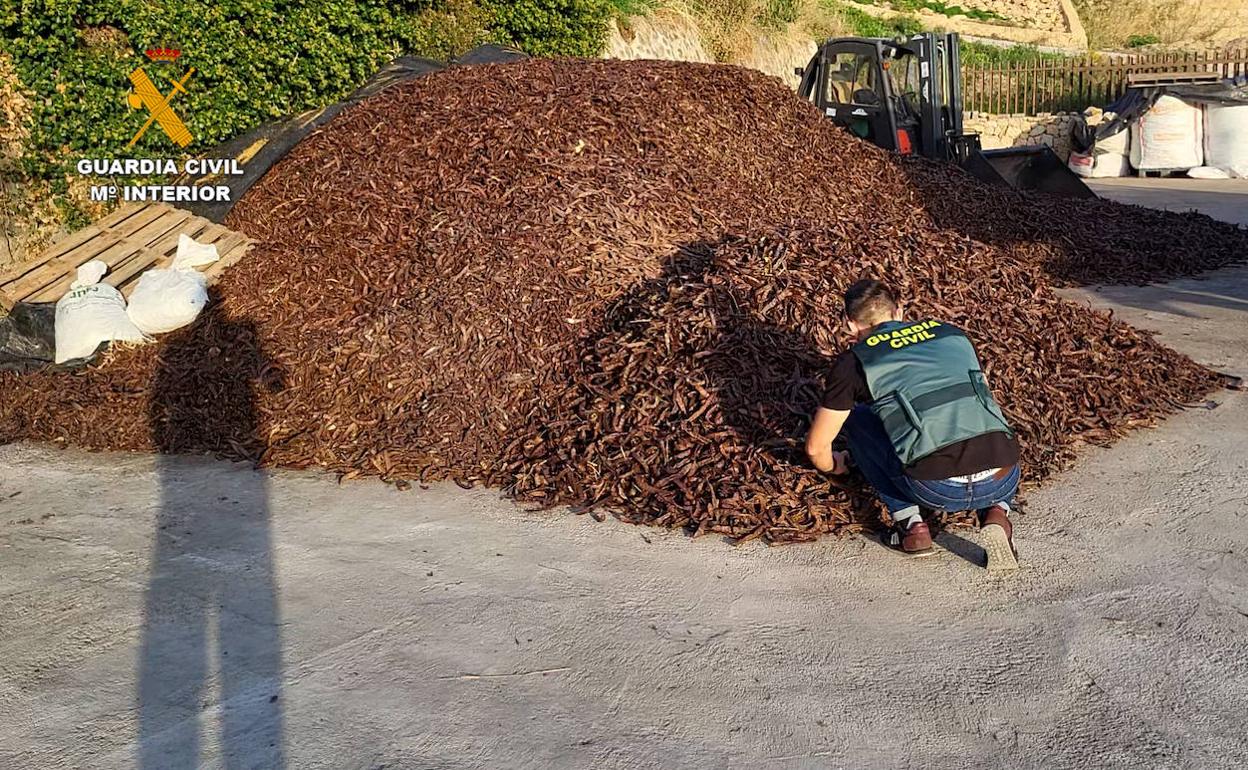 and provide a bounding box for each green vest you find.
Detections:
[851,319,1013,466]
